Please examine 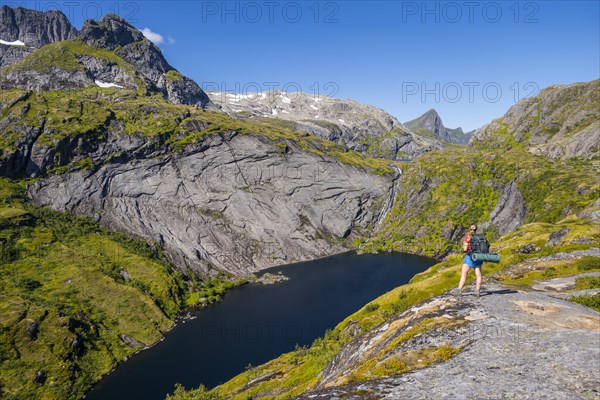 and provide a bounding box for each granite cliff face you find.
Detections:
[26,130,393,276]
[208,90,443,160]
[404,108,473,144]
